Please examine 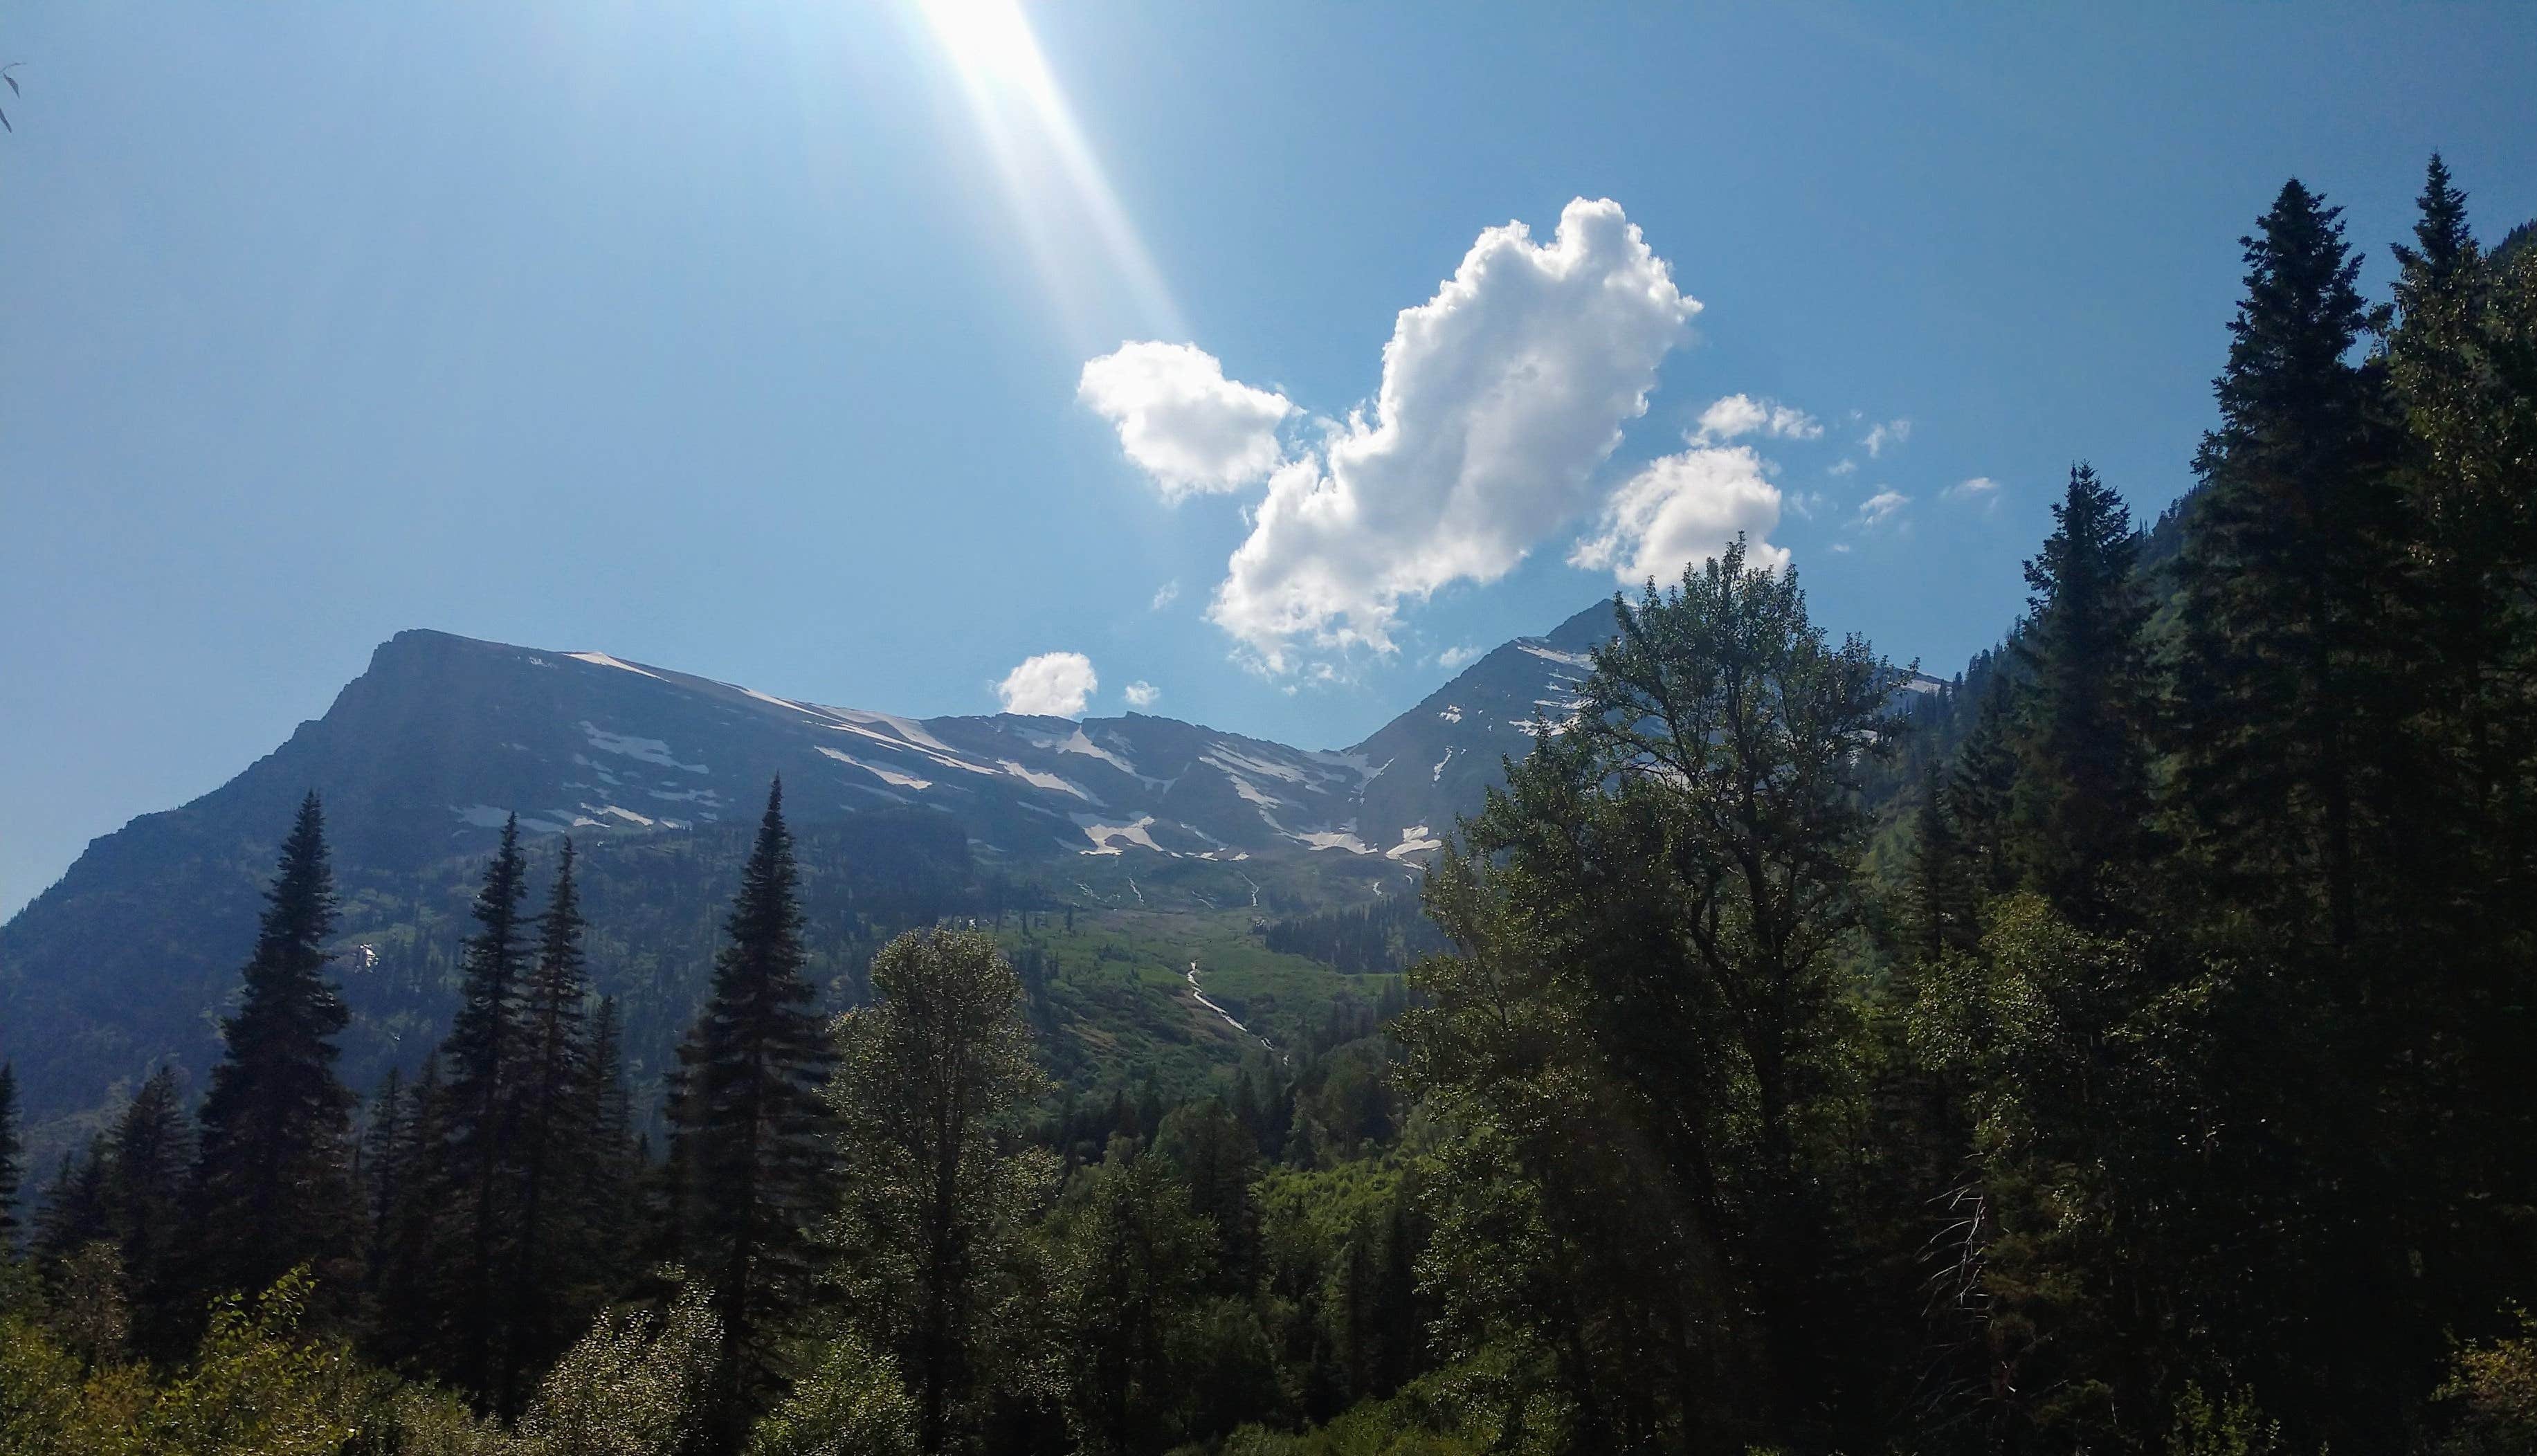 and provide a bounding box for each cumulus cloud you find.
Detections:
[1862,418,1913,457]
[995,651,1099,717]
[1150,579,1181,611]
[1570,445,1789,583]
[1435,644,1484,670]
[1827,457,1857,477]
[1078,342,1294,499]
[1692,392,1821,444]
[1202,199,1699,669]
[1122,680,1160,709]
[1945,475,2001,501]
[1855,489,1910,528]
